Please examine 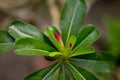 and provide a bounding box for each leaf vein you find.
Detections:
[66,1,79,46]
